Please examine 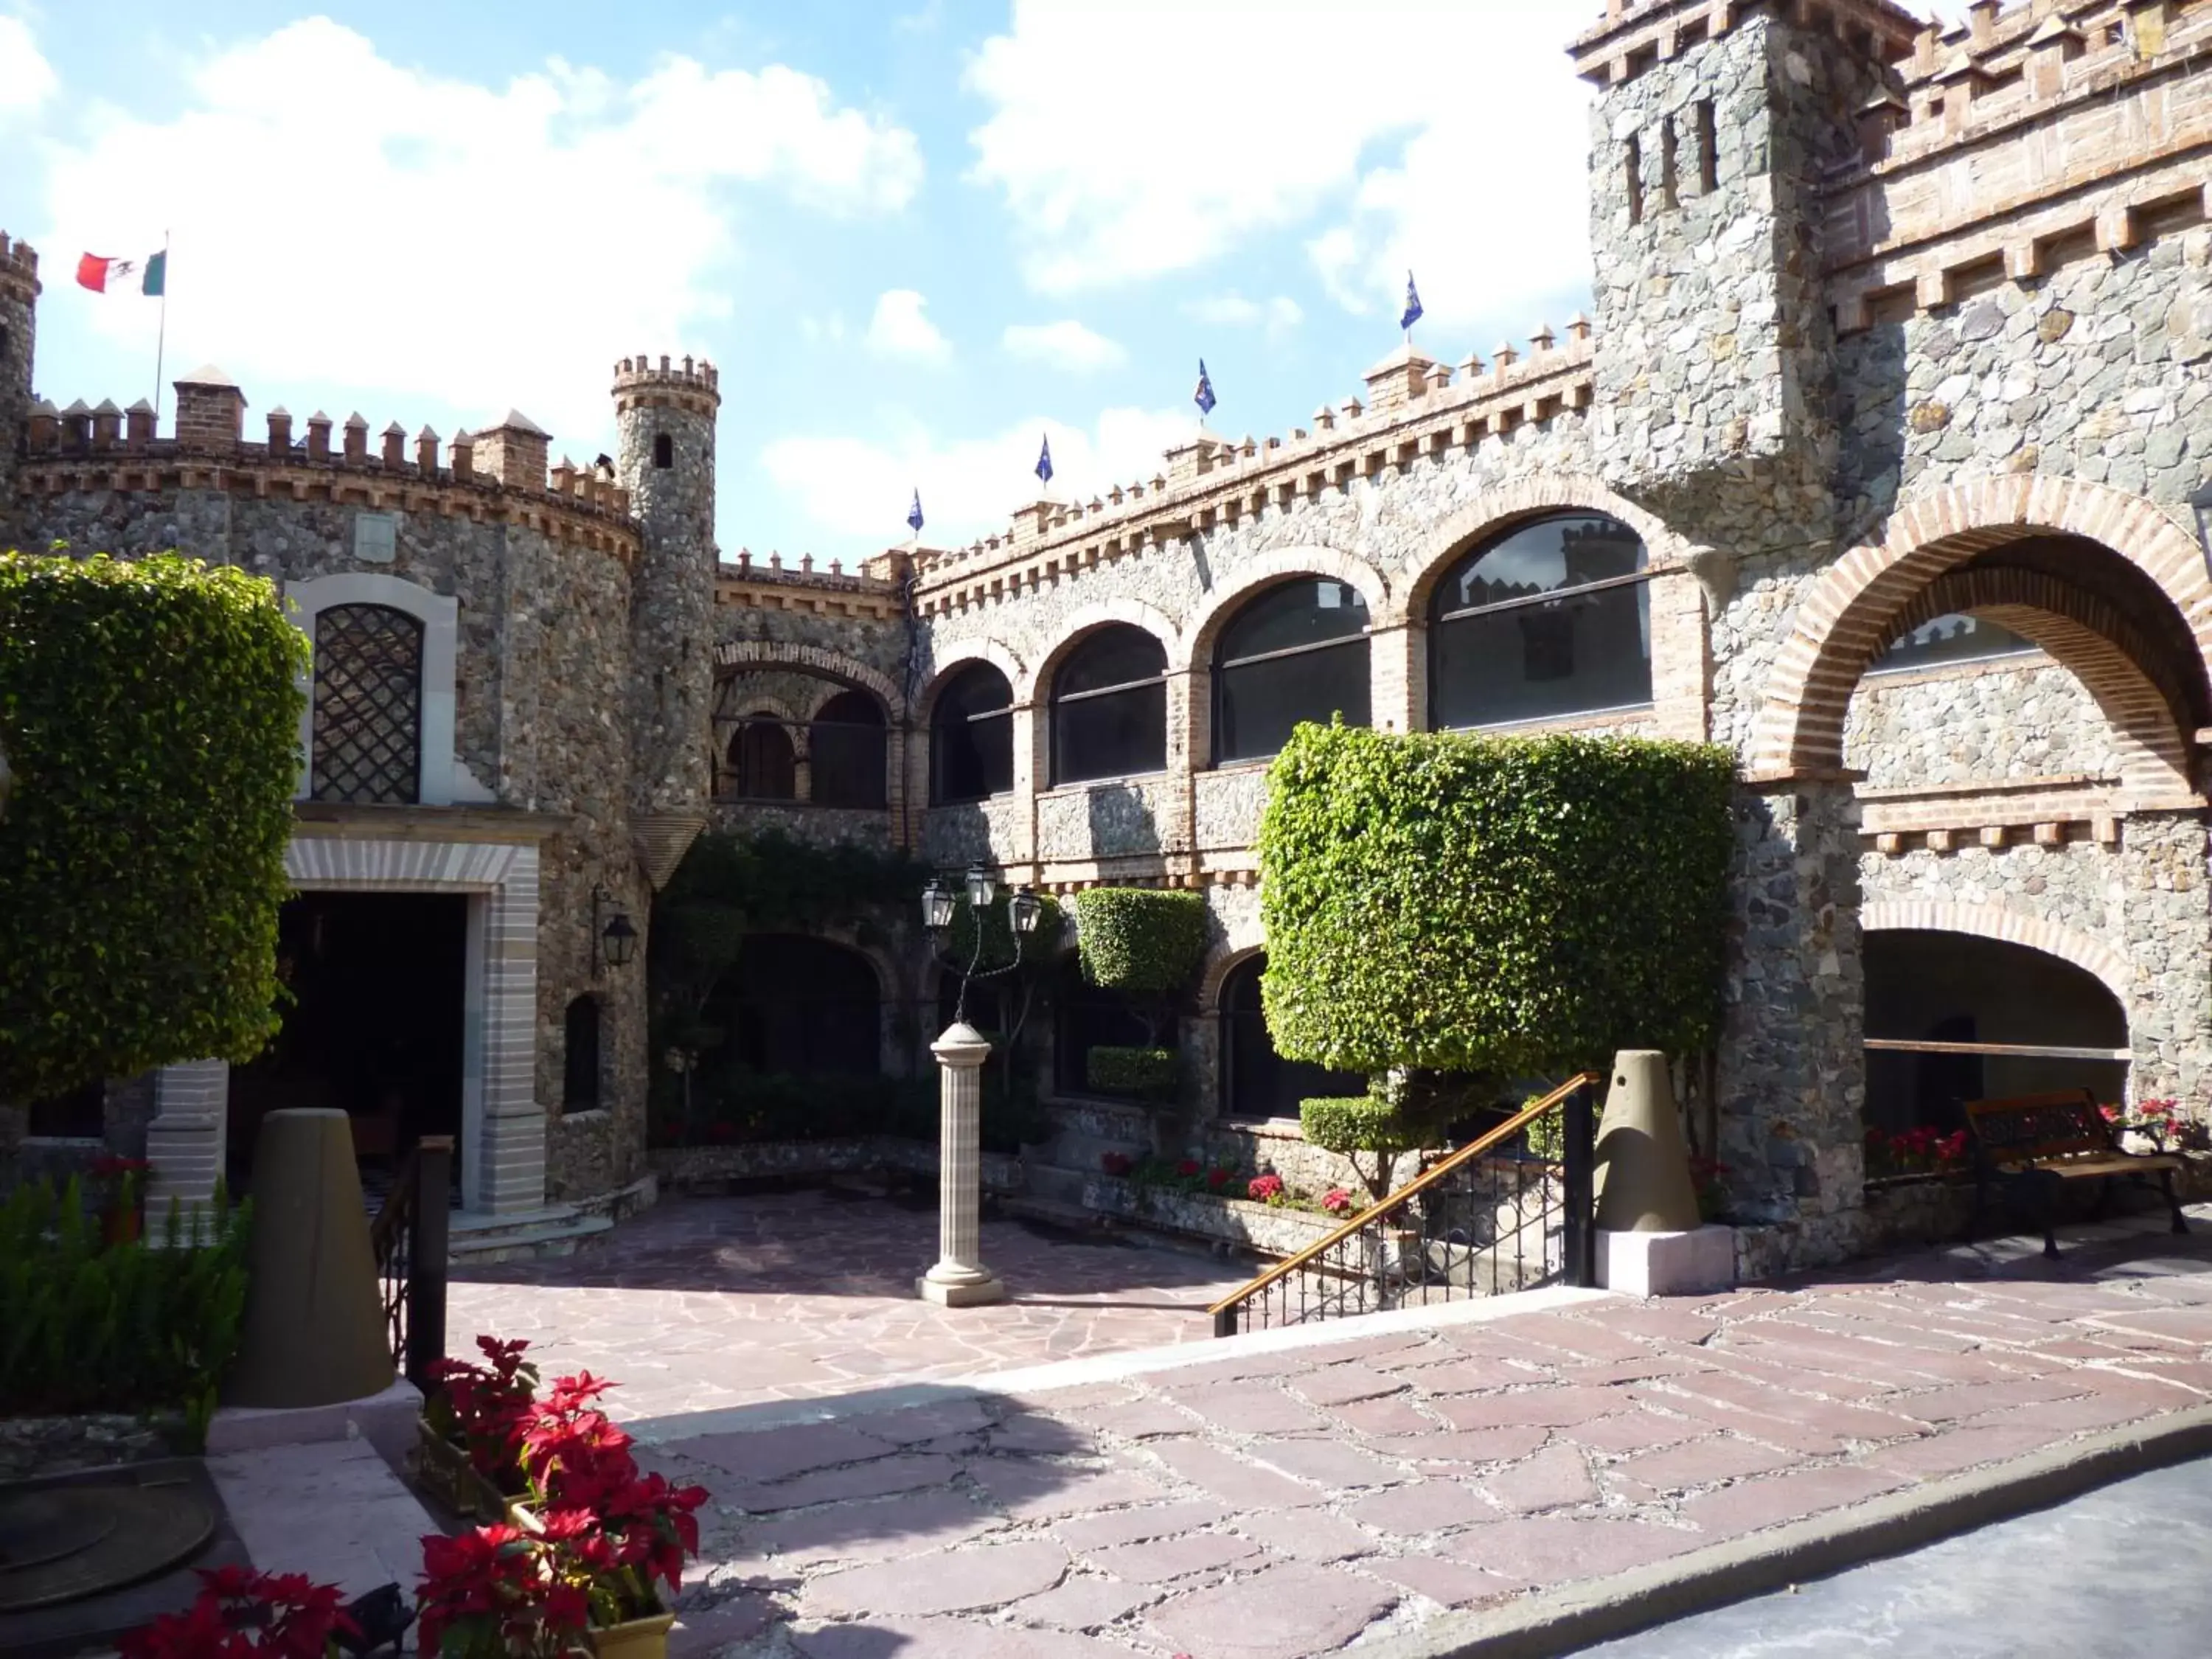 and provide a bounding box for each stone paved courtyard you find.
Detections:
[588,1204,2212,1659]
[448,1191,1251,1421]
